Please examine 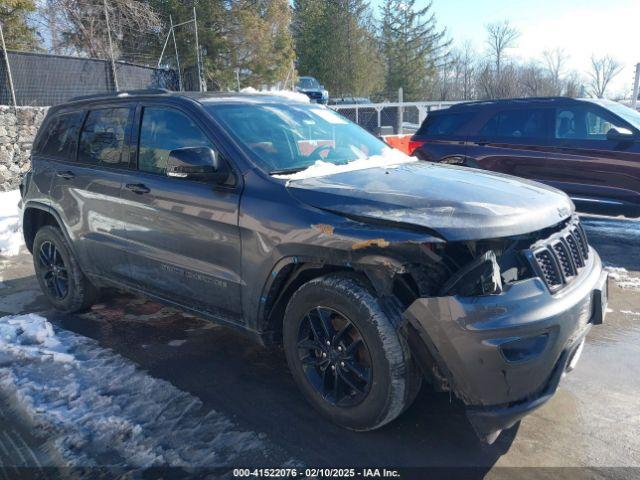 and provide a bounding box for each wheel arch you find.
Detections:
[257,252,421,344]
[22,203,71,254]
